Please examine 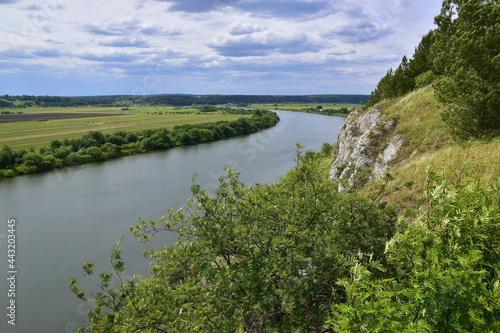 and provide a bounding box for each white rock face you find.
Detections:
[329,107,401,189]
[373,134,402,178]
